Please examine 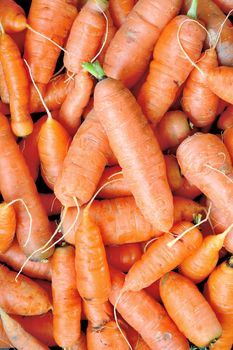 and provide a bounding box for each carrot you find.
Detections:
[69,332,87,350]
[176,132,233,253]
[109,0,135,28]
[0,61,9,104]
[97,165,131,198]
[63,197,162,246]
[217,104,233,129]
[106,243,142,272]
[10,29,26,53]
[0,113,53,260]
[153,110,192,151]
[223,125,233,161]
[211,314,233,350]
[144,280,161,303]
[75,206,111,305]
[173,196,205,223]
[213,0,233,13]
[0,264,51,315]
[39,193,62,216]
[0,202,16,253]
[98,11,117,65]
[182,49,219,127]
[0,30,33,136]
[55,109,113,207]
[0,308,50,350]
[82,301,112,328]
[0,318,11,347]
[64,0,108,75]
[179,229,229,283]
[58,70,94,135]
[0,0,27,33]
[0,101,10,115]
[137,15,205,124]
[0,240,51,281]
[123,221,203,292]
[109,268,189,350]
[206,66,233,104]
[24,0,78,85]
[183,0,233,66]
[103,0,182,88]
[160,271,222,347]
[93,76,173,231]
[51,245,81,347]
